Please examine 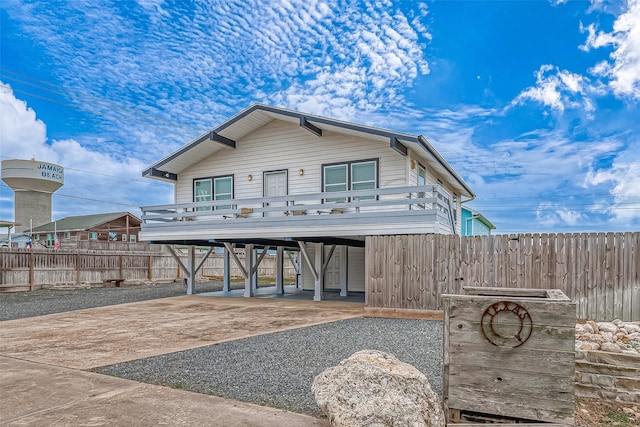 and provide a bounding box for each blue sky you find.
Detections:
[1,0,639,234]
